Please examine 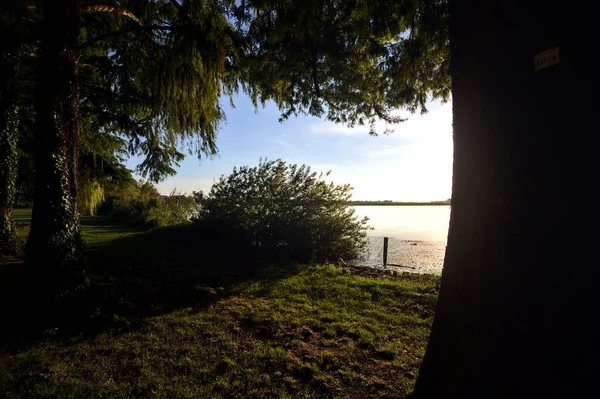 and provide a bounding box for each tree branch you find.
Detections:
[168,0,182,11]
[81,5,142,26]
[77,28,133,50]
[310,40,320,97]
[77,25,182,50]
